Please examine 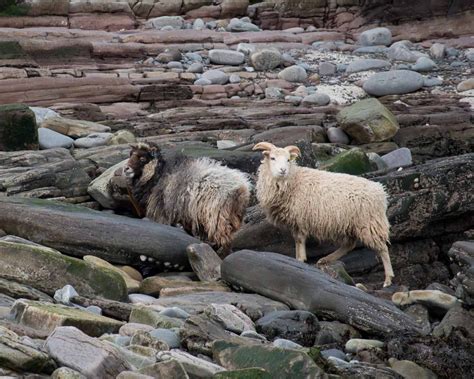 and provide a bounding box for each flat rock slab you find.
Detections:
[0,240,127,301]
[11,299,124,337]
[0,334,56,374]
[0,197,198,267]
[222,251,424,336]
[46,326,132,378]
[152,291,289,321]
